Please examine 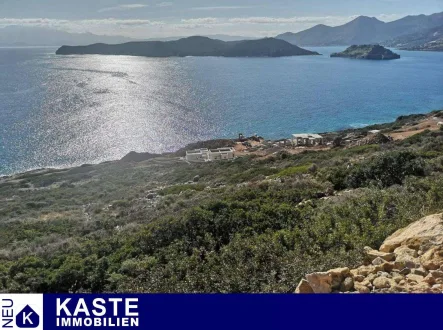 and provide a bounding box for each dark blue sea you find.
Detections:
[1,46,443,175]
